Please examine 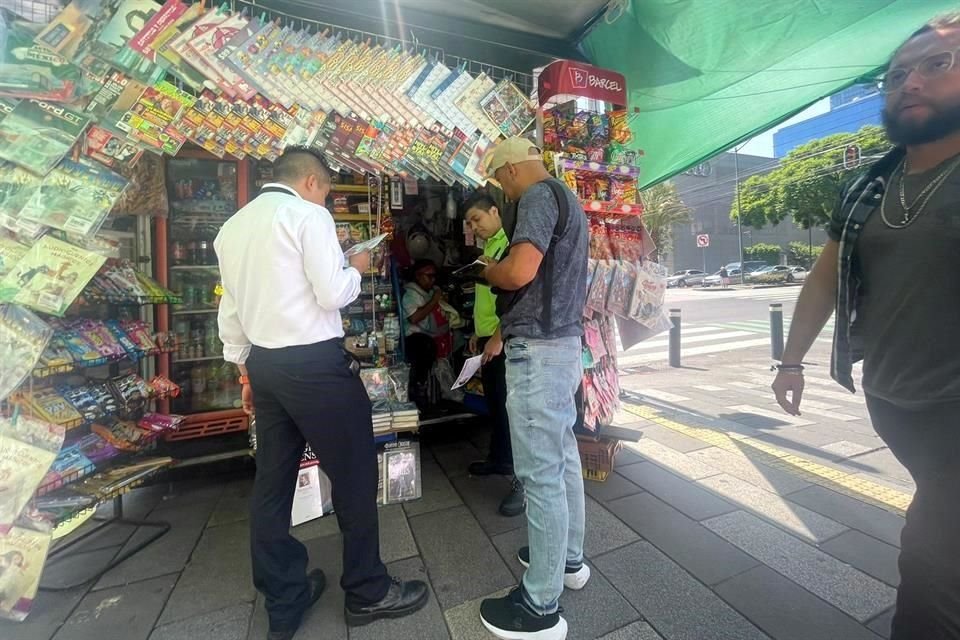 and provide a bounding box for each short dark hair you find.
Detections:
[909,11,960,40]
[462,191,497,215]
[273,146,331,184]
